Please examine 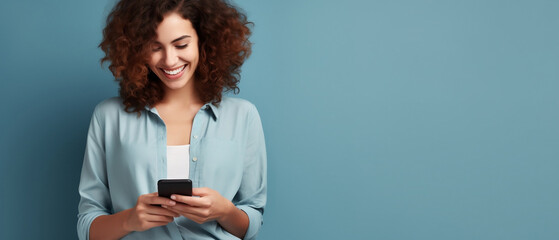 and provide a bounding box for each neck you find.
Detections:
[160,80,203,108]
